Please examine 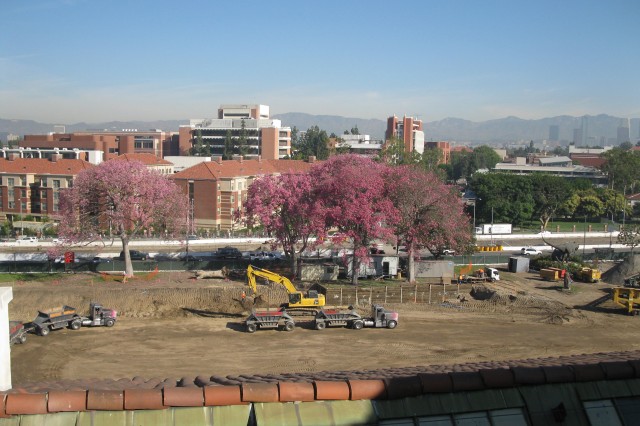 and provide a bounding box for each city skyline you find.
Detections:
[2,0,639,124]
